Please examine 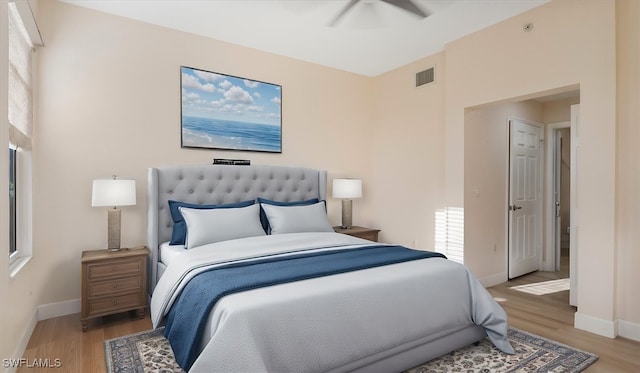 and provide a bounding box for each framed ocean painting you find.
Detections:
[180,66,282,153]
